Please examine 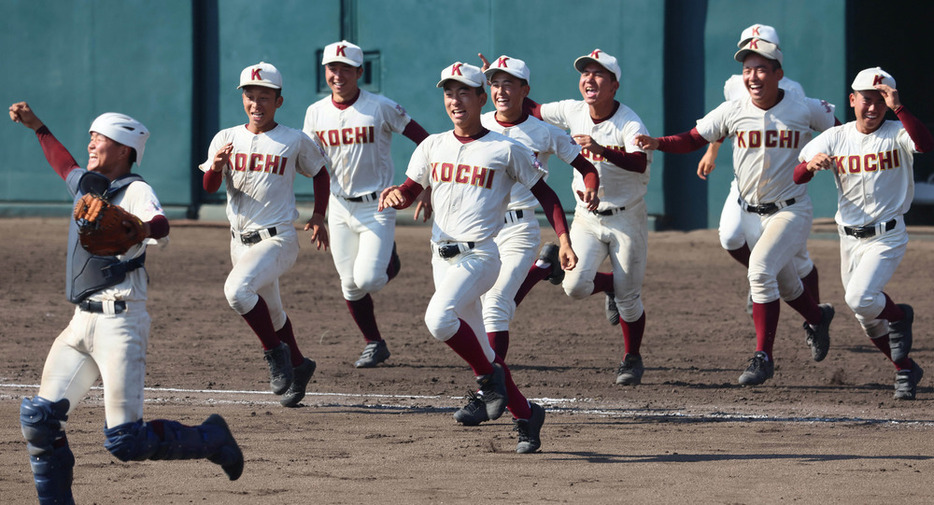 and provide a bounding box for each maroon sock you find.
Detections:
[494,356,531,420]
[620,311,645,356]
[241,297,281,351]
[876,293,906,322]
[752,300,780,358]
[785,291,822,325]
[590,272,614,295]
[514,265,550,306]
[488,331,509,359]
[347,294,382,343]
[800,266,820,304]
[727,243,751,268]
[275,318,305,366]
[444,319,493,376]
